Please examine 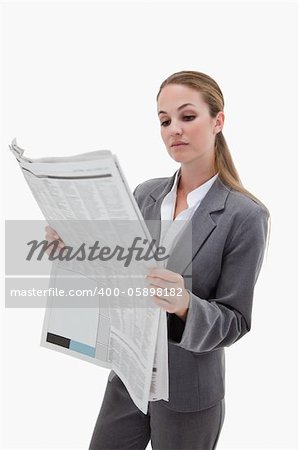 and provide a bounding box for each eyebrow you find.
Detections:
[158,103,196,115]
